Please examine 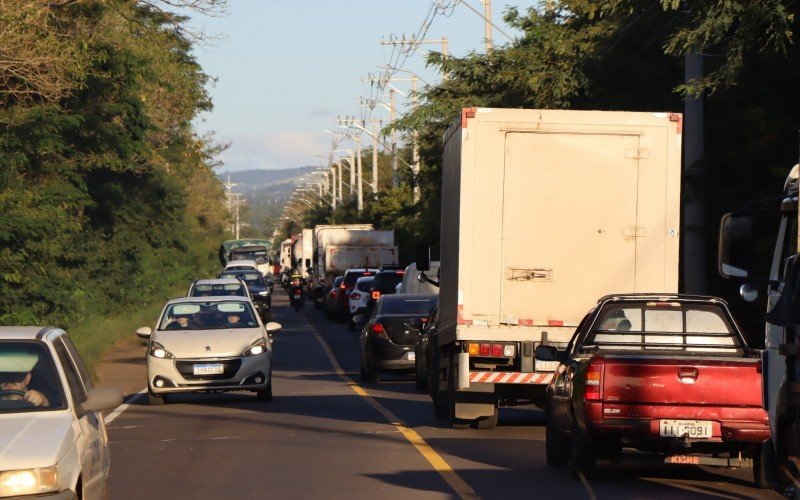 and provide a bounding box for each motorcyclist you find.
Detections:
[288,272,305,311]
